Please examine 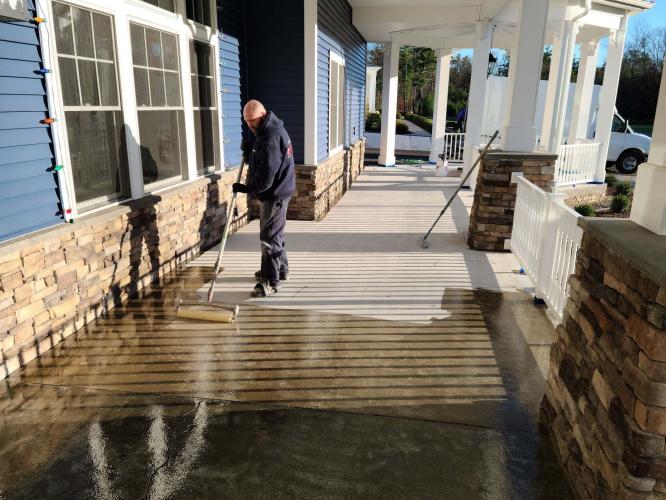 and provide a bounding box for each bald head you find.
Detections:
[243,100,267,133]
